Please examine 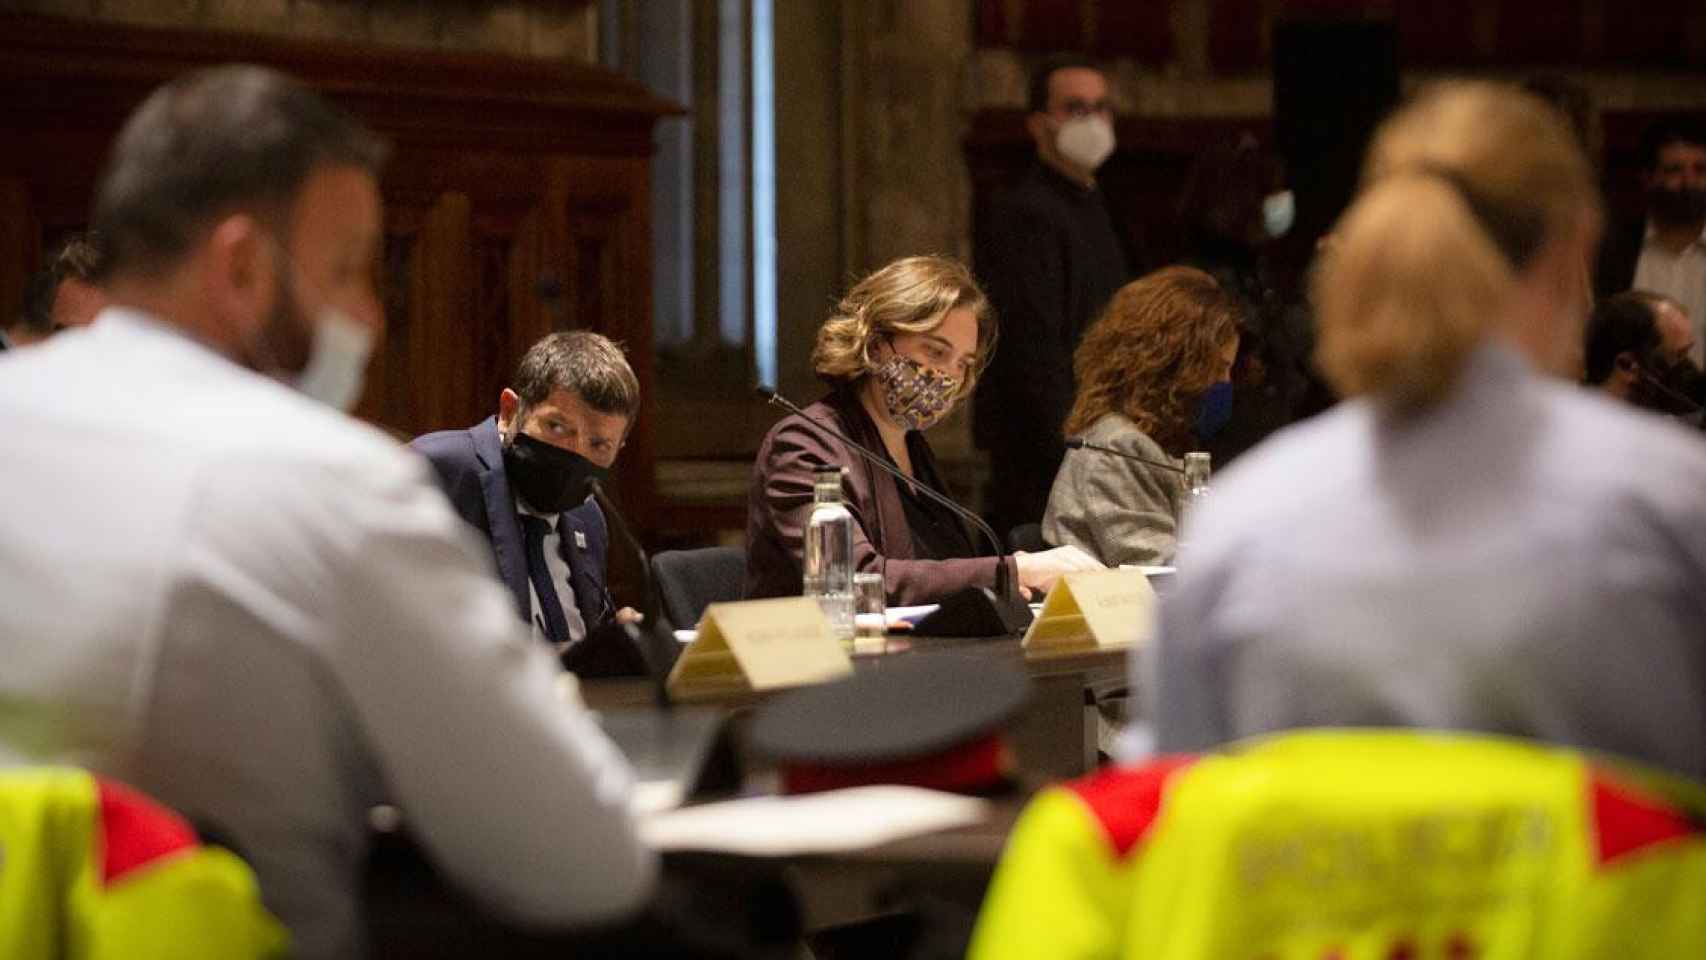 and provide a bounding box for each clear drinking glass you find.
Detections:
[852,572,887,652]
